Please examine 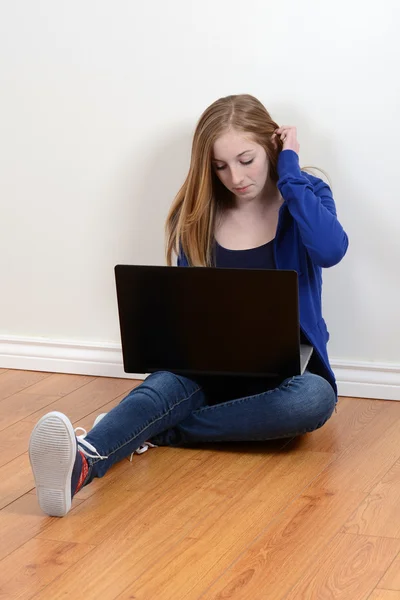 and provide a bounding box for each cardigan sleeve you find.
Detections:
[177,244,189,267]
[277,150,349,268]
